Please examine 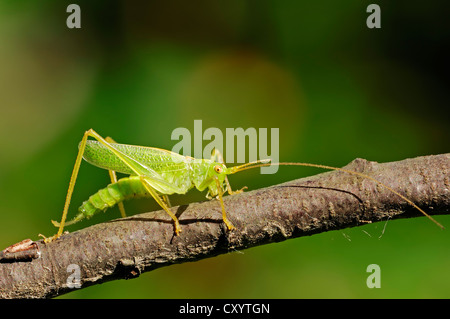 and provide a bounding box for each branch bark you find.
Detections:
[1,154,449,298]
